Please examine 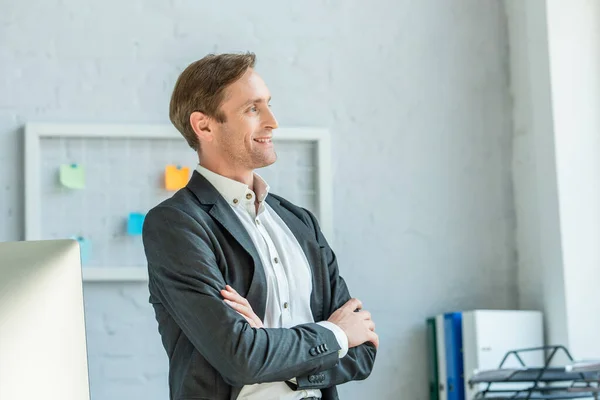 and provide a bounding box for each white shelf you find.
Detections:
[82,267,148,282]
